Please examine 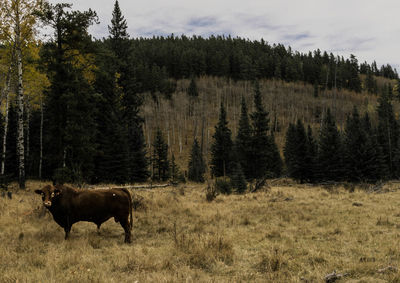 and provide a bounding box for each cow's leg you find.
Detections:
[119,217,131,243]
[64,225,71,240]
